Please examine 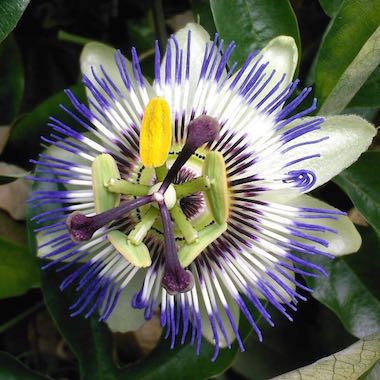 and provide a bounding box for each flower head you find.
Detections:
[30,23,376,360]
